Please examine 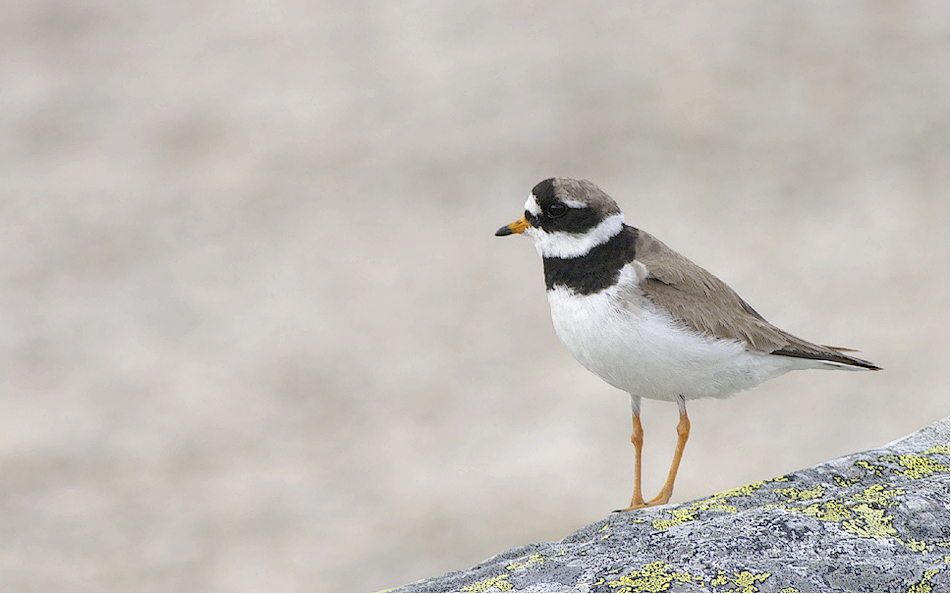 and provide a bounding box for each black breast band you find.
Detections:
[543,226,639,295]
